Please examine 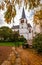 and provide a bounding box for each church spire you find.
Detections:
[21,7,26,19]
